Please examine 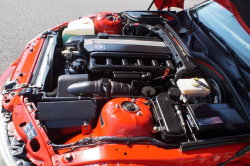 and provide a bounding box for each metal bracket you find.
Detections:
[18,88,39,97]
